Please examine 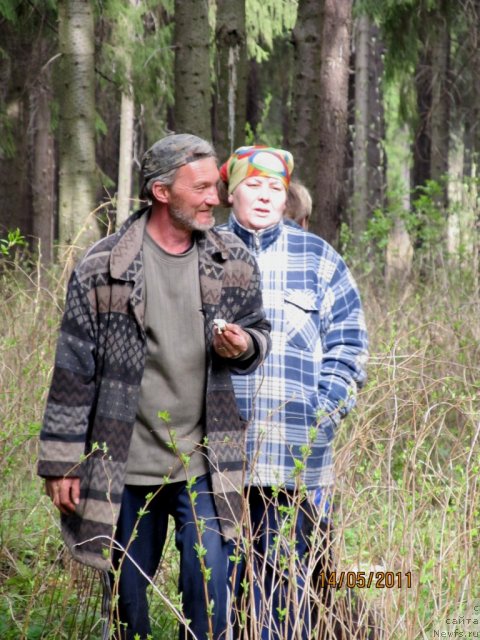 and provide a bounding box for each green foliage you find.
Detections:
[95,112,108,137]
[0,0,59,176]
[245,92,285,148]
[0,228,26,256]
[409,179,446,243]
[355,0,462,128]
[158,409,171,423]
[245,94,274,144]
[246,0,297,61]
[0,0,57,27]
[343,167,478,279]
[356,0,457,77]
[97,0,174,143]
[383,82,413,183]
[364,208,394,250]
[356,0,421,78]
[0,0,17,21]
